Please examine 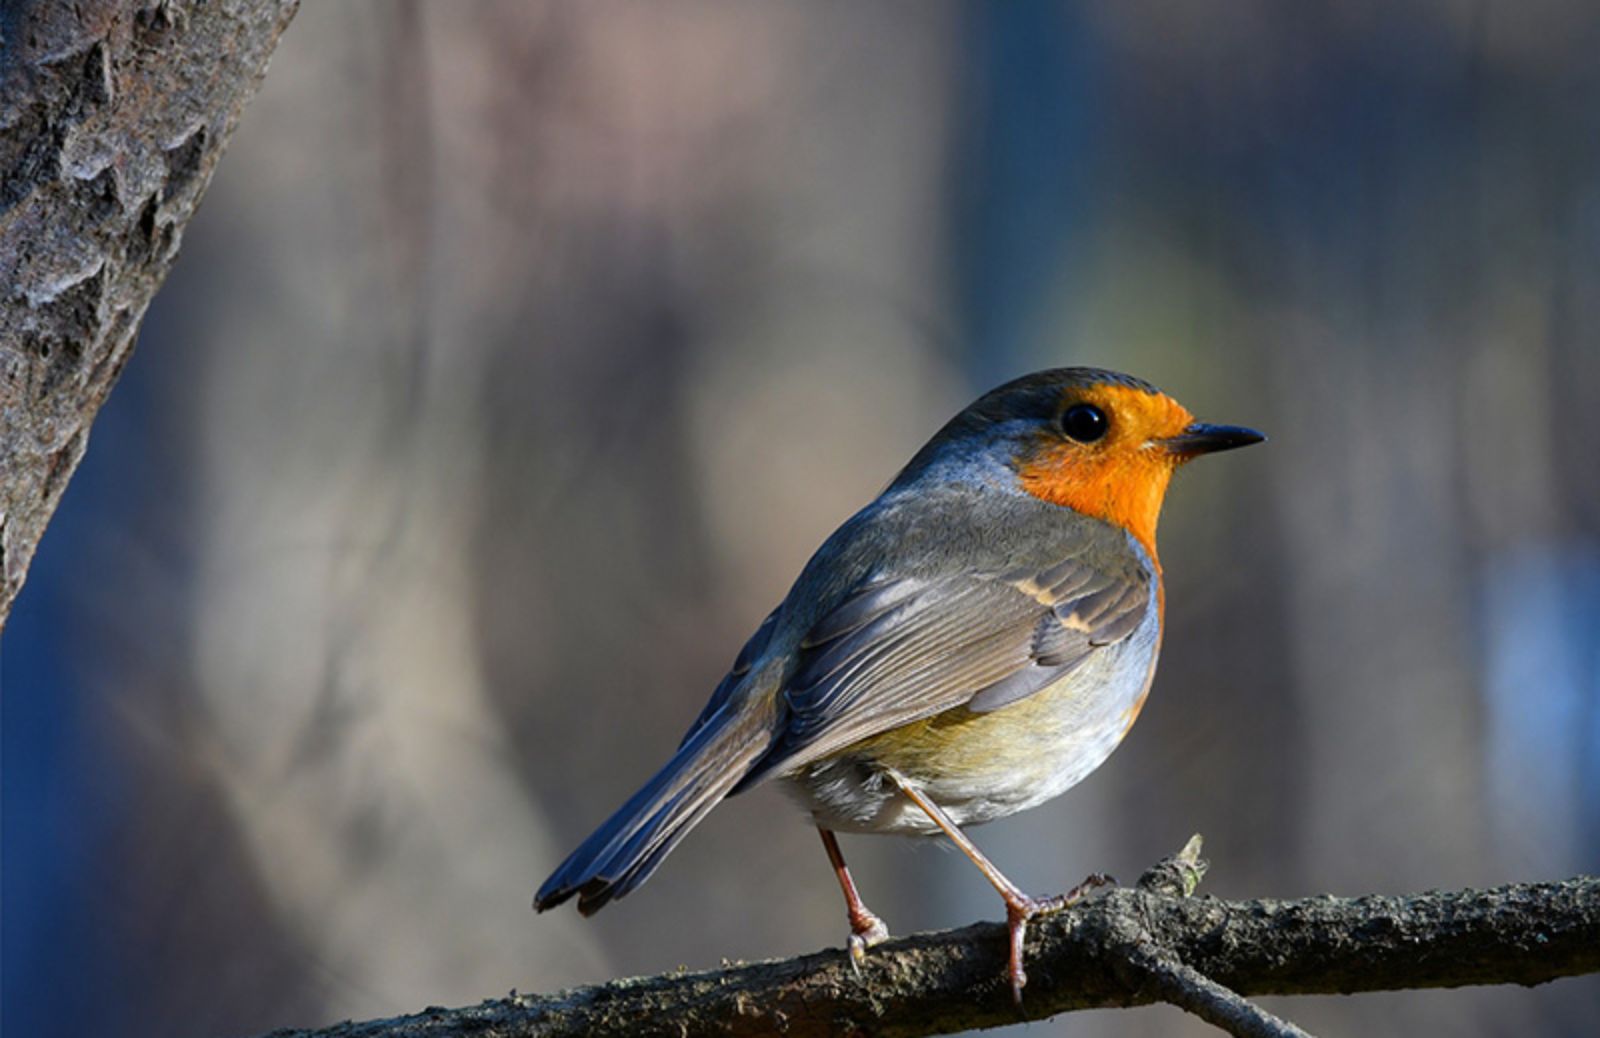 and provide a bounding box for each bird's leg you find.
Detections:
[818,827,890,969]
[882,768,1111,1004]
